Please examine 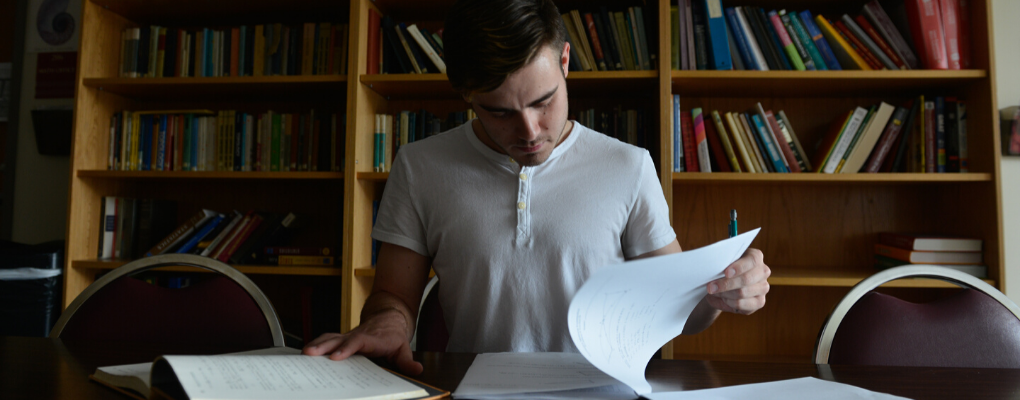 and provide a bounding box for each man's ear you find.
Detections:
[560,41,570,77]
